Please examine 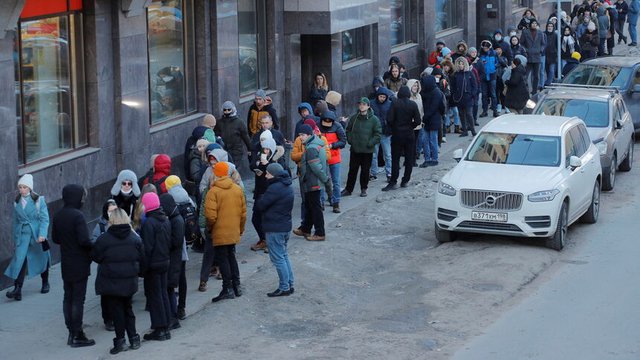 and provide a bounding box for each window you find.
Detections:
[342,26,369,63]
[513,0,528,8]
[535,99,609,128]
[238,0,268,95]
[466,132,560,167]
[390,0,416,46]
[15,8,86,165]
[435,0,459,32]
[147,0,196,124]
[569,127,587,157]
